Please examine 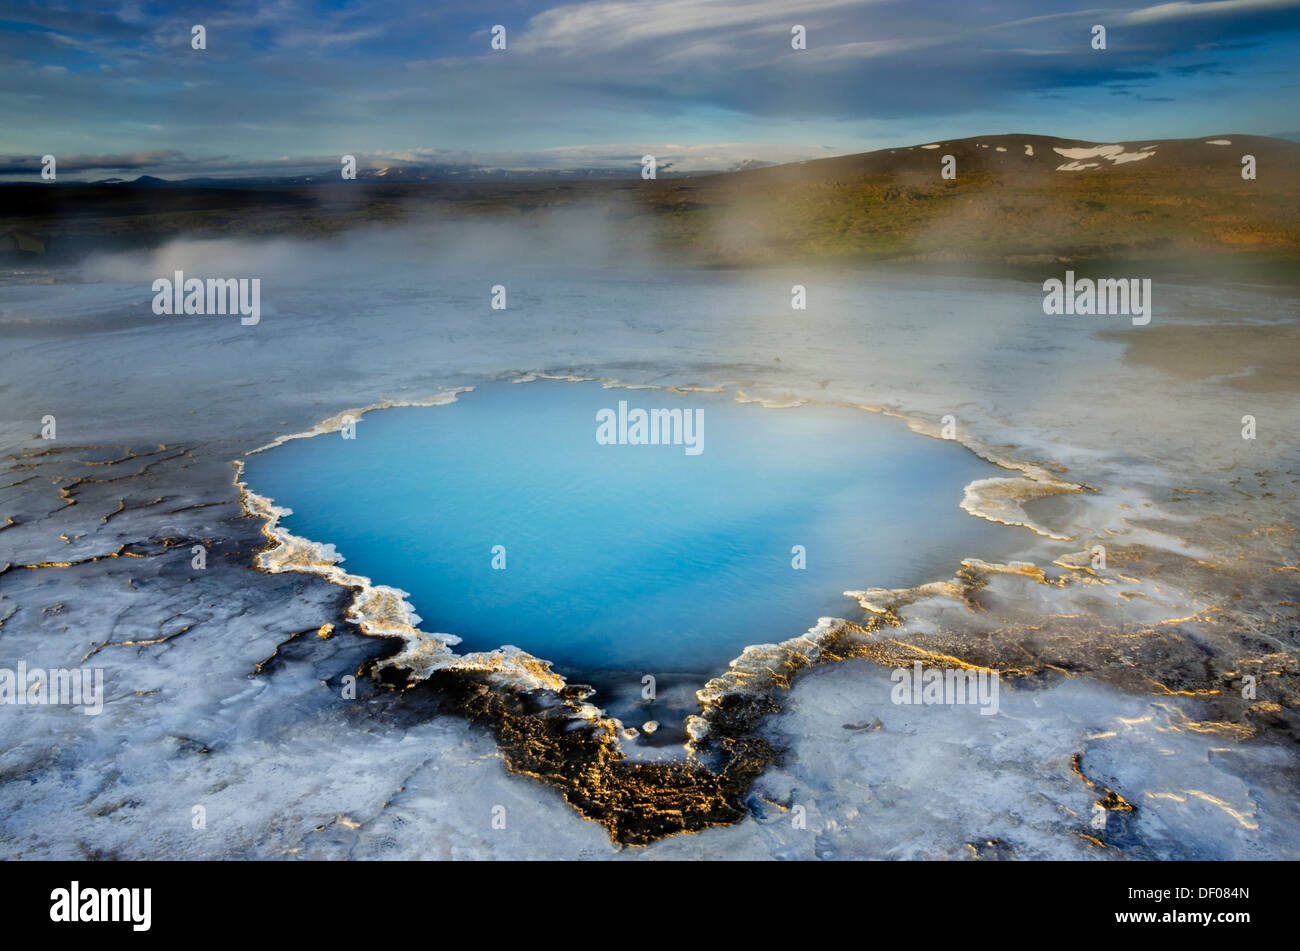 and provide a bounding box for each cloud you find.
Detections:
[0,0,1296,167]
[514,0,871,55]
[0,150,201,174]
[0,142,846,179]
[1122,0,1300,25]
[1169,61,1233,74]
